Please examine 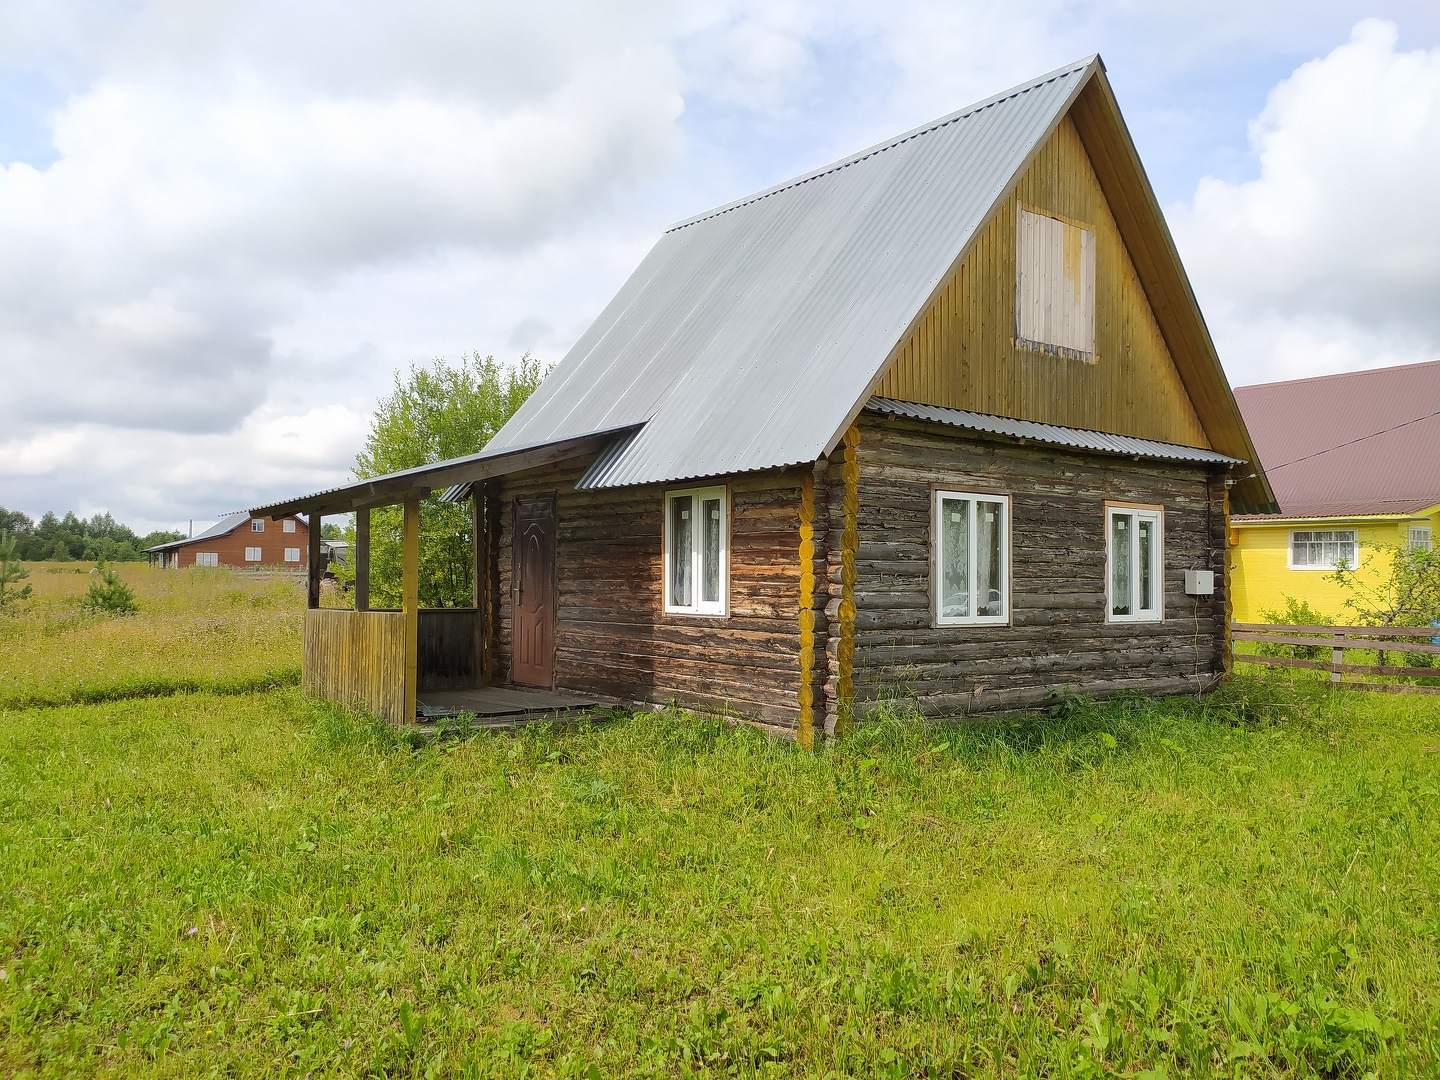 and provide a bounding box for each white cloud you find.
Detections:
[5,2,1440,527]
[1172,18,1440,384]
[0,1,685,449]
